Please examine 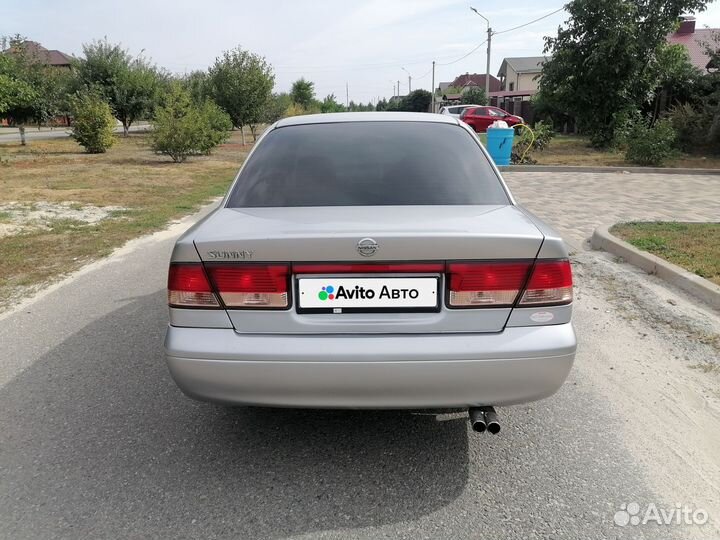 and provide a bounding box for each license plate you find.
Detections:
[297,277,439,312]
